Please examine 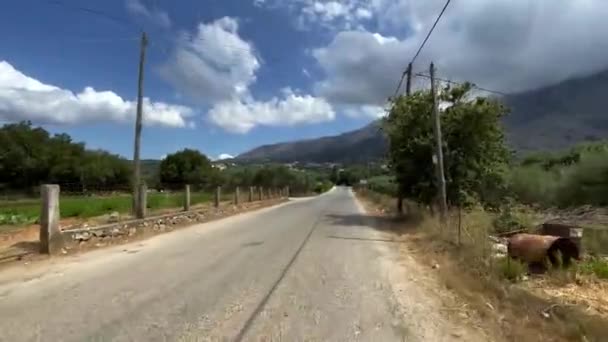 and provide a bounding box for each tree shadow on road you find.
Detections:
[325,210,424,236]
